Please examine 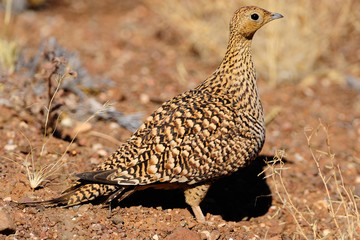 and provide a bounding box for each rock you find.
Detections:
[4,144,17,151]
[76,204,90,213]
[112,215,124,225]
[97,149,108,157]
[90,223,102,231]
[200,230,221,240]
[355,176,360,184]
[210,230,220,240]
[3,197,12,202]
[217,222,226,228]
[0,208,16,235]
[140,93,150,104]
[322,229,331,237]
[164,227,201,240]
[109,122,119,129]
[90,158,101,165]
[92,143,104,151]
[200,230,211,240]
[61,117,74,127]
[73,122,92,134]
[314,199,329,210]
[18,144,31,154]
